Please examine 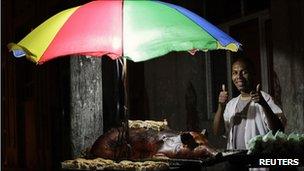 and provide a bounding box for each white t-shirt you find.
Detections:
[223,91,283,150]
